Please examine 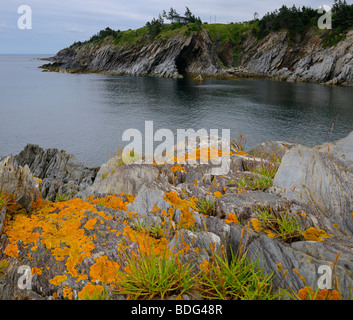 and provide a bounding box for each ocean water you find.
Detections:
[1,54,353,167]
